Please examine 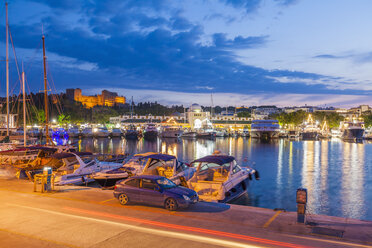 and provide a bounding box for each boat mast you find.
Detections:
[22,67,26,146]
[42,35,50,144]
[5,2,9,135]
